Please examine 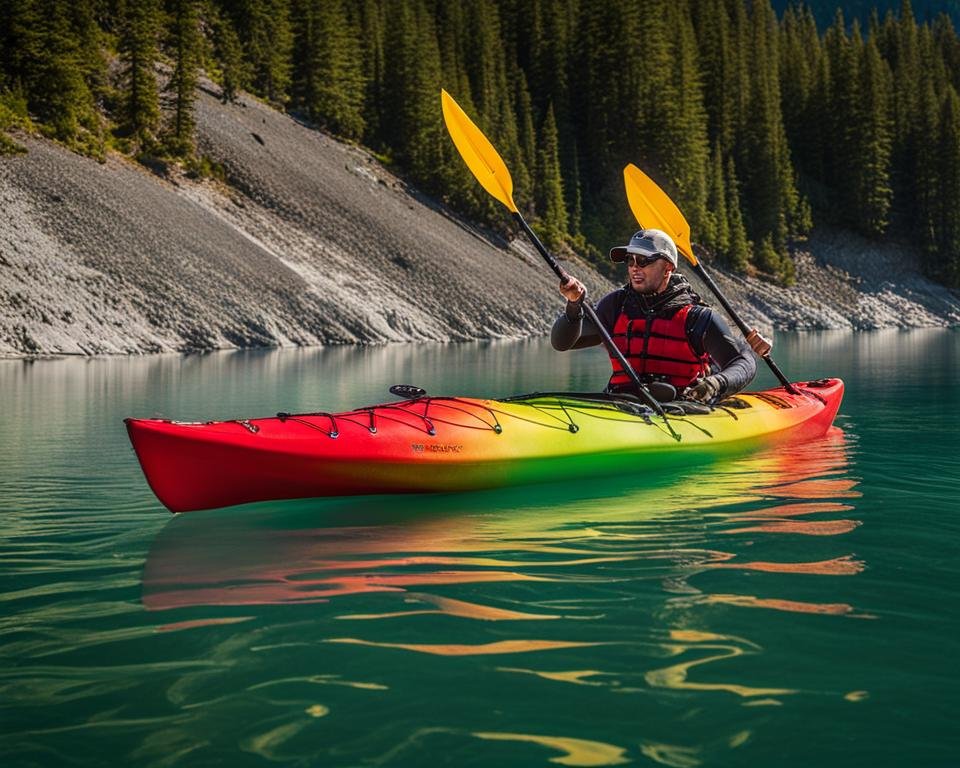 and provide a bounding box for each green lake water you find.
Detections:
[2,330,958,767]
